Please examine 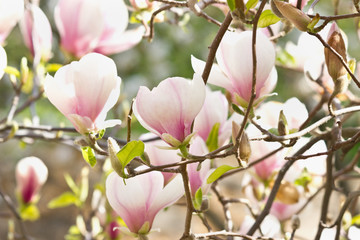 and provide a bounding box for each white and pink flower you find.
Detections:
[133,74,206,147]
[20,4,52,61]
[55,0,144,58]
[0,0,24,44]
[44,53,121,134]
[105,170,184,235]
[192,30,277,104]
[16,156,48,204]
